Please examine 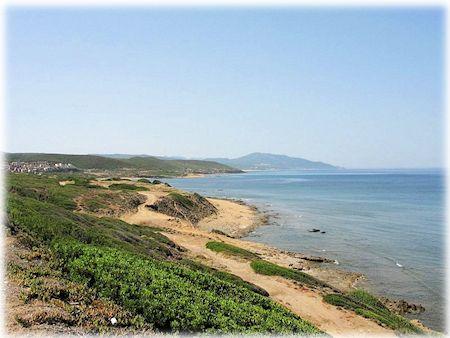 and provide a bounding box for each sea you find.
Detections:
[165,169,445,332]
